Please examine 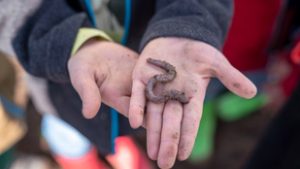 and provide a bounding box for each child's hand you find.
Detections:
[128,37,257,169]
[68,39,137,119]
